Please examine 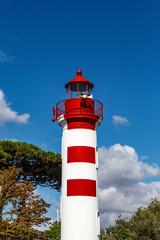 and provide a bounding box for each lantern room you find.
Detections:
[53,70,103,123]
[65,70,94,99]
